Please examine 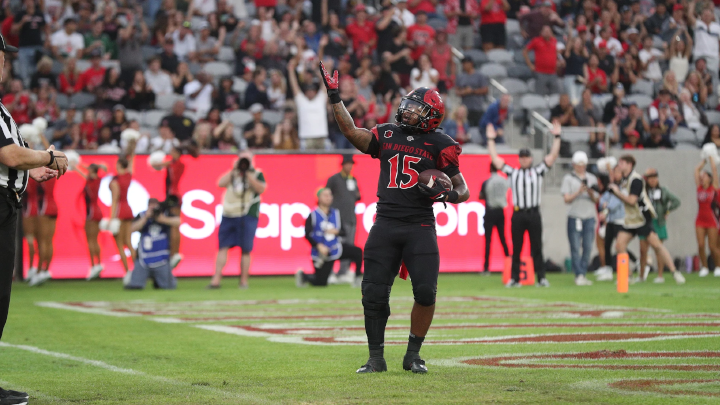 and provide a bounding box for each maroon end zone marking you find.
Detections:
[233,321,720,336]
[609,379,720,397]
[463,350,720,371]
